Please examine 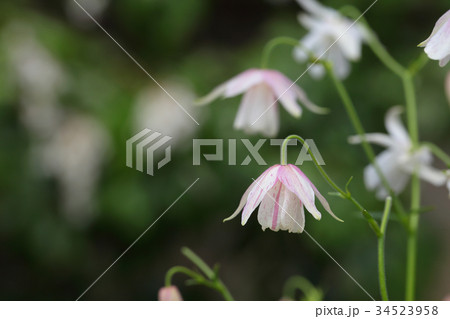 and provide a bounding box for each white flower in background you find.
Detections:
[4,23,66,138]
[134,81,198,148]
[446,170,450,198]
[419,10,450,67]
[196,68,326,137]
[294,0,367,79]
[36,114,111,227]
[65,0,110,28]
[349,107,446,199]
[225,164,342,233]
